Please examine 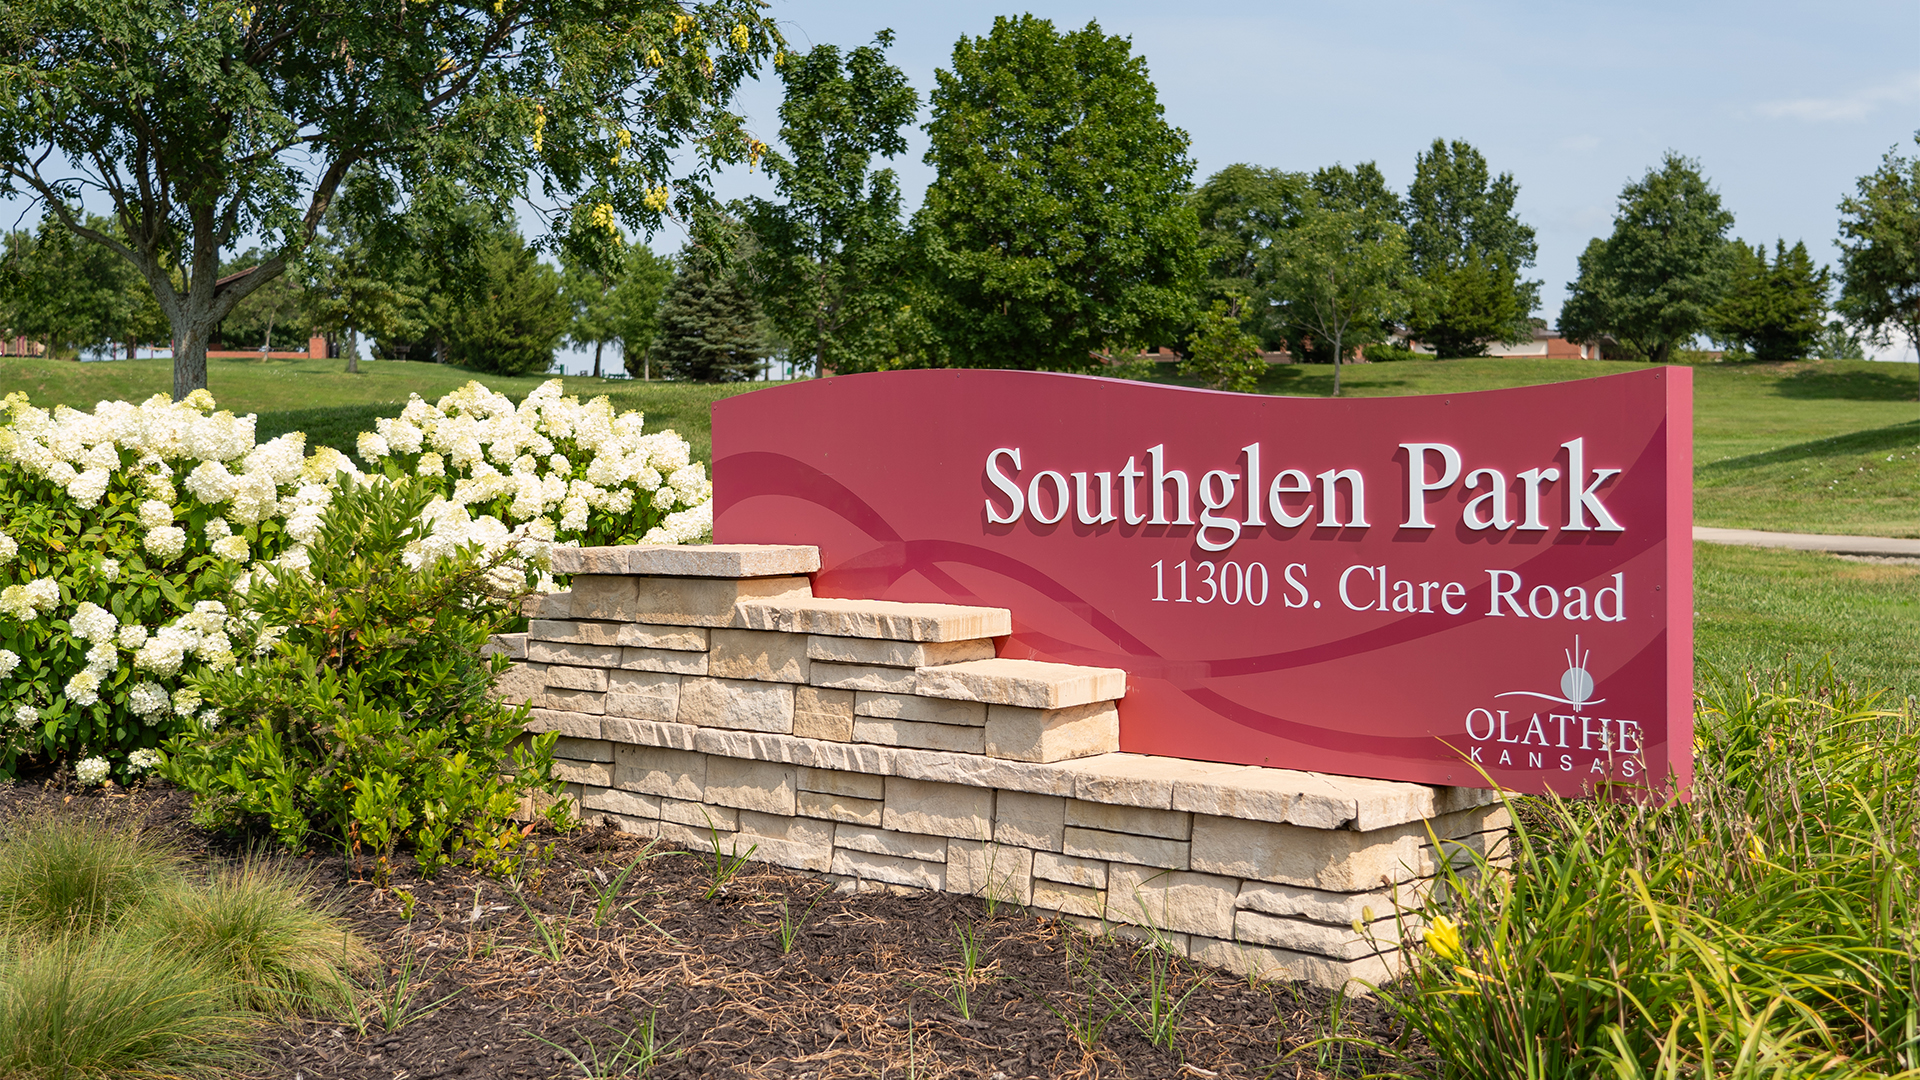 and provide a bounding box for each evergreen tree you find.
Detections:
[444,229,568,377]
[653,248,769,382]
[1711,239,1830,362]
[1402,139,1541,356]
